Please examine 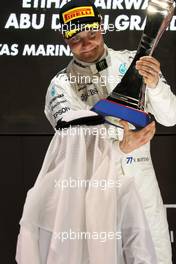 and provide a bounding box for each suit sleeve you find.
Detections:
[122,50,176,127]
[44,75,72,131]
[44,72,88,131]
[145,74,176,126]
